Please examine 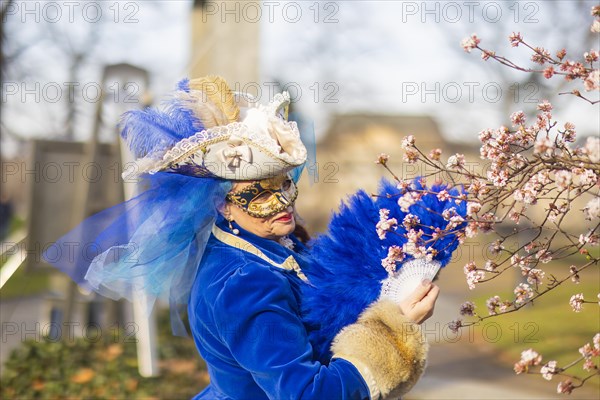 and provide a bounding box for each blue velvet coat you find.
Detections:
[188,216,371,399]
